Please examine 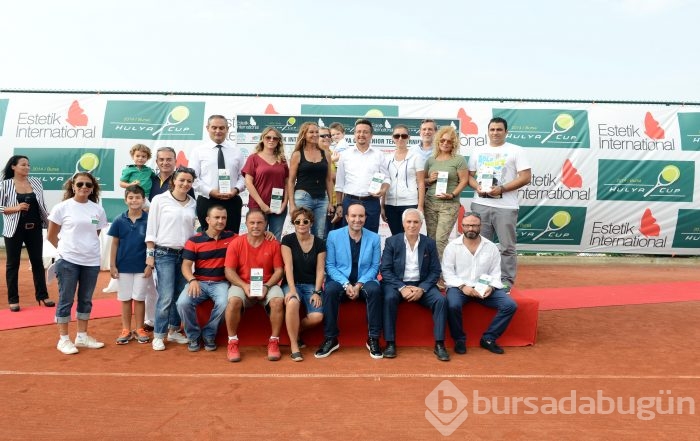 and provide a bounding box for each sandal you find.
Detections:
[290,352,303,362]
